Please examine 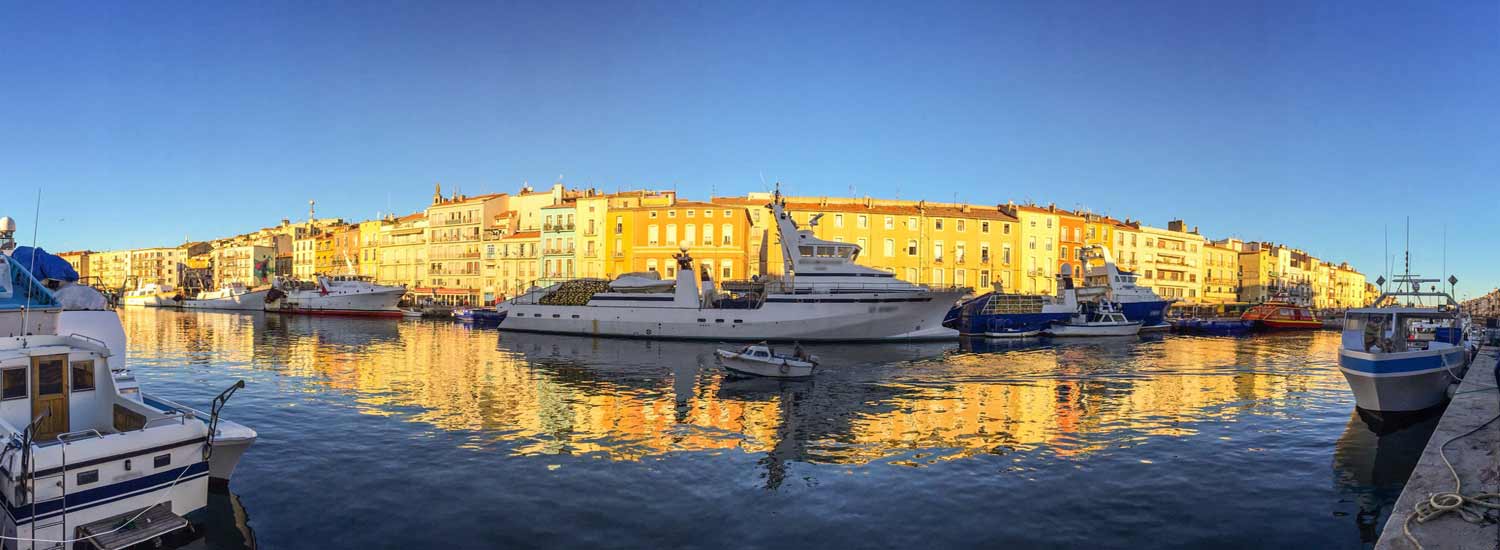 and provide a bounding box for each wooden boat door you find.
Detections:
[30,354,69,441]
